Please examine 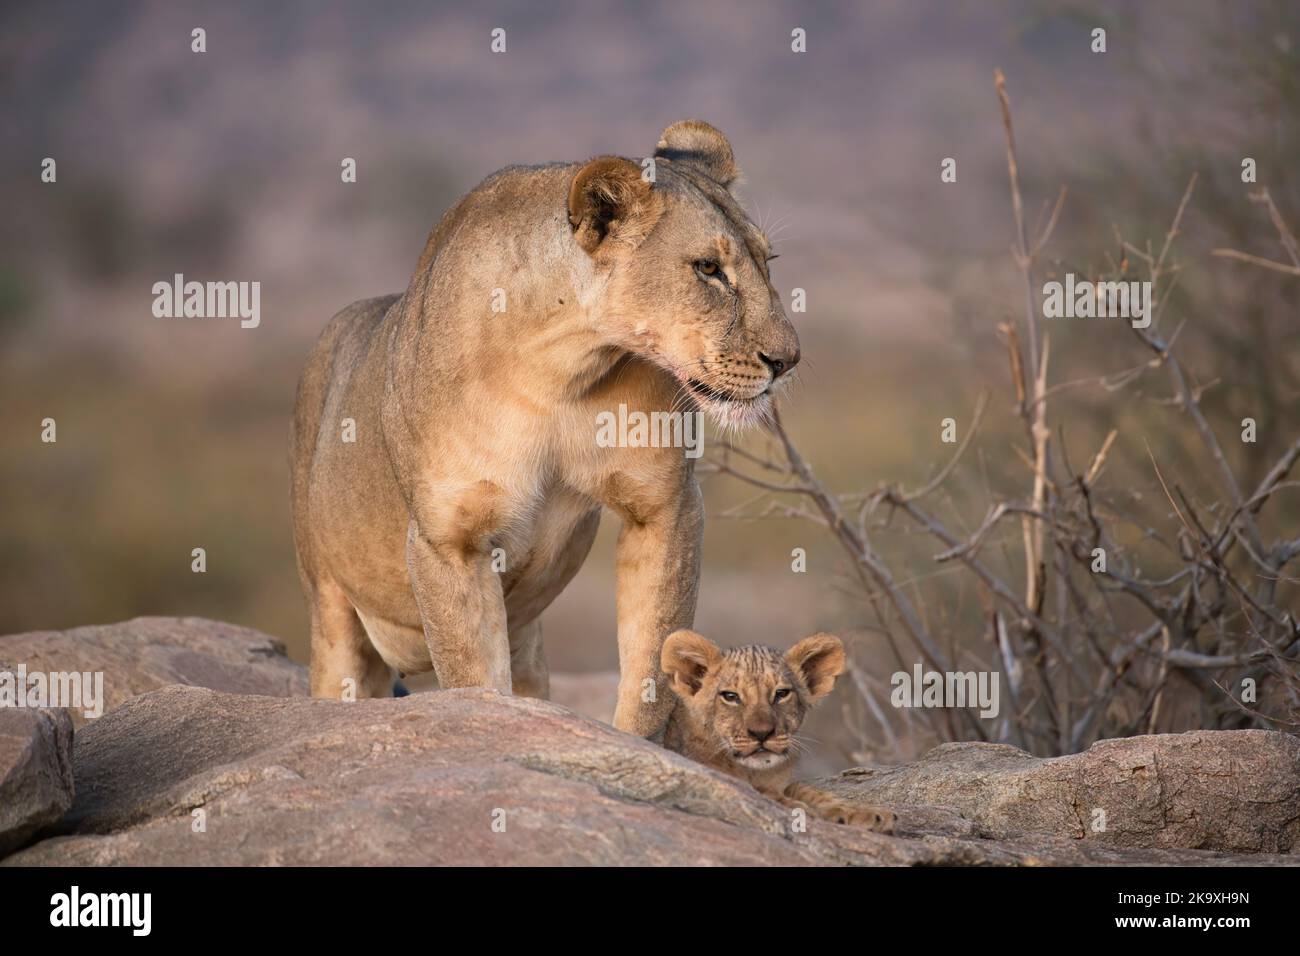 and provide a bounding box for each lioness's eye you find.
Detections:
[774,688,792,702]
[694,259,721,279]
[719,690,741,704]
